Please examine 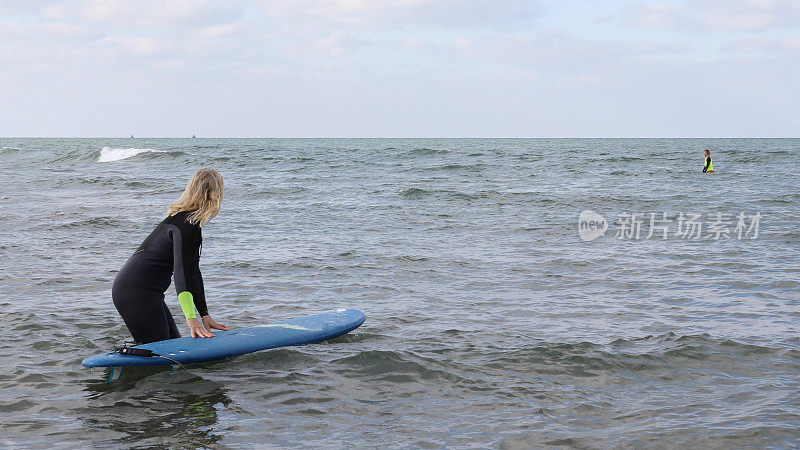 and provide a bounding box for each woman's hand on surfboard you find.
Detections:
[187,318,215,338]
[202,315,230,331]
